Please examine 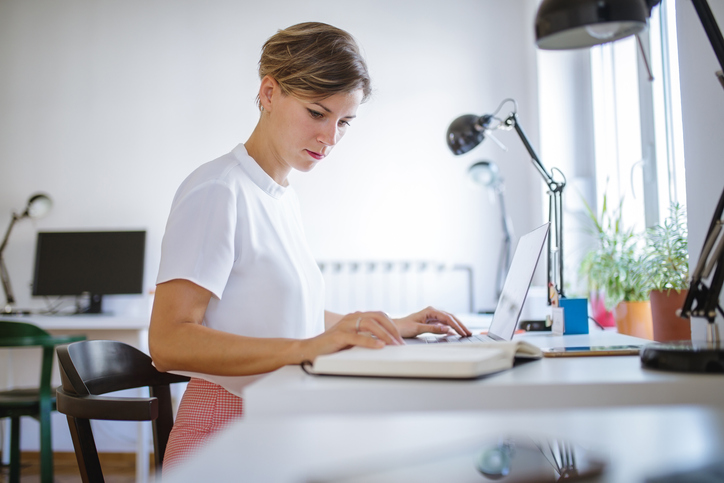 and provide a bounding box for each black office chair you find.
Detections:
[55,340,190,483]
[0,320,84,483]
